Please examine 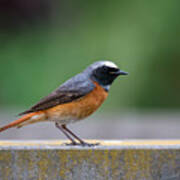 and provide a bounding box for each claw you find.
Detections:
[80,142,100,147]
[64,142,80,146]
[64,142,100,147]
